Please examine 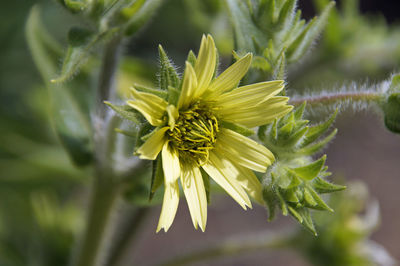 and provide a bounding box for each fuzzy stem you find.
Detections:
[289,91,382,106]
[158,230,296,266]
[72,175,121,266]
